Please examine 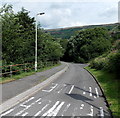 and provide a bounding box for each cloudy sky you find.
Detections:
[1,0,120,29]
